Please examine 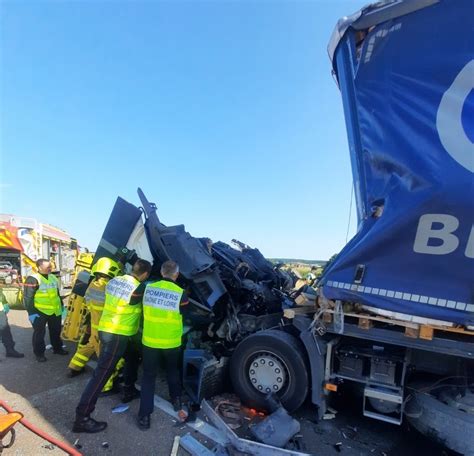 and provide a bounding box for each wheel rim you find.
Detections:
[248,351,289,394]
